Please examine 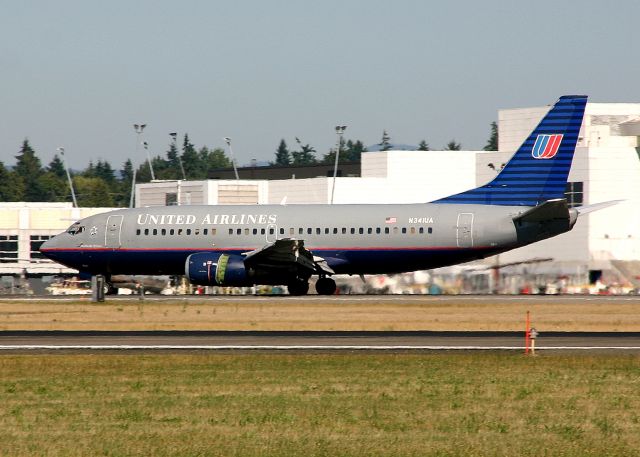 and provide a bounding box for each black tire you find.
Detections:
[315,277,337,296]
[288,280,309,296]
